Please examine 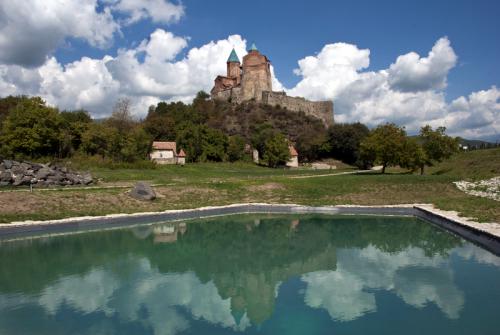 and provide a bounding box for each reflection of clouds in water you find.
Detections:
[303,270,375,321]
[39,267,118,315]
[7,257,249,335]
[302,245,465,321]
[394,267,464,319]
[454,244,500,267]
